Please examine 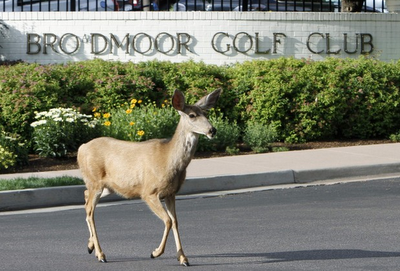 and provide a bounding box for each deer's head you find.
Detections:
[172,89,222,139]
